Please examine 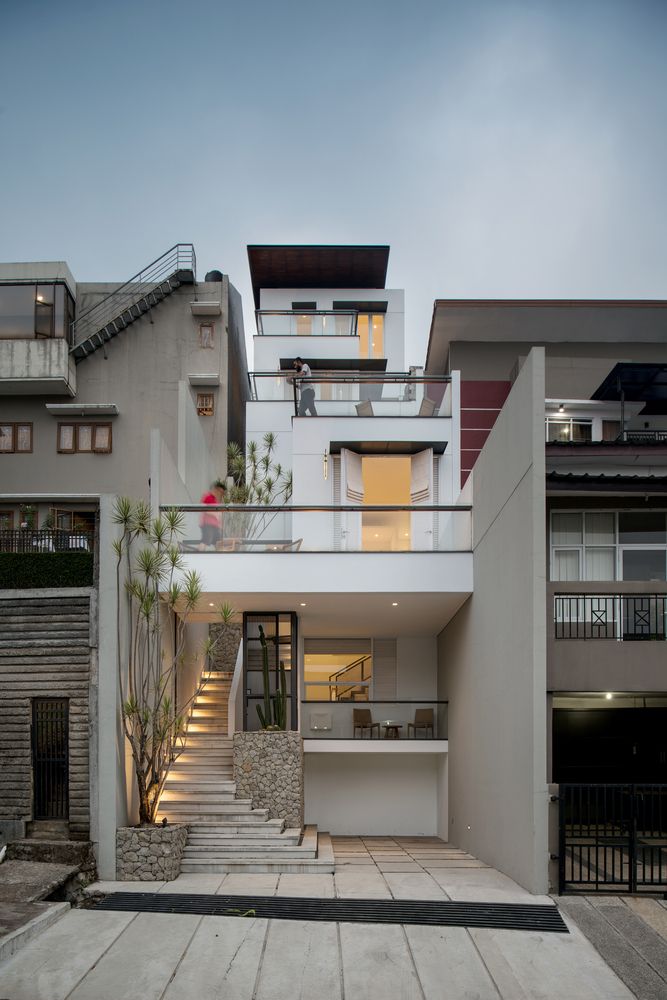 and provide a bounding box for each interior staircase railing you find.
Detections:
[329,654,372,701]
[70,243,196,350]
